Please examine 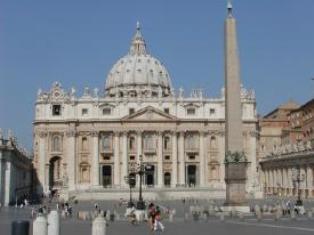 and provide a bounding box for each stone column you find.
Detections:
[269,170,274,193]
[91,131,99,187]
[137,131,142,187]
[45,164,50,191]
[178,131,185,186]
[4,161,11,206]
[137,131,142,161]
[248,131,258,191]
[265,170,269,192]
[218,133,225,184]
[287,168,293,196]
[157,132,163,187]
[38,131,48,192]
[199,131,205,187]
[171,132,178,187]
[66,130,76,191]
[114,132,120,187]
[306,165,313,193]
[283,168,288,195]
[0,155,2,205]
[122,132,128,187]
